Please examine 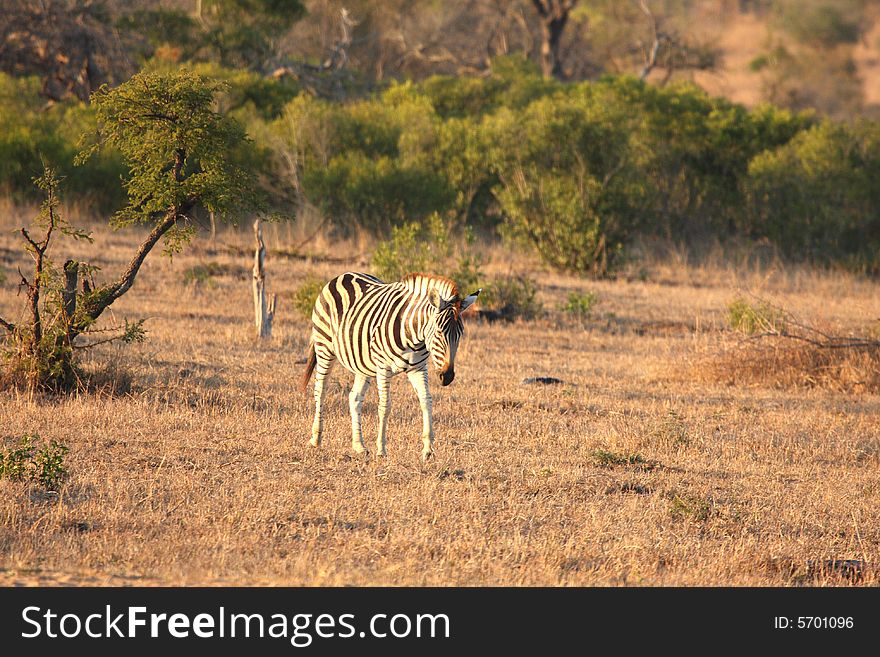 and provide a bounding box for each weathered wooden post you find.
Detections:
[253,218,277,339]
